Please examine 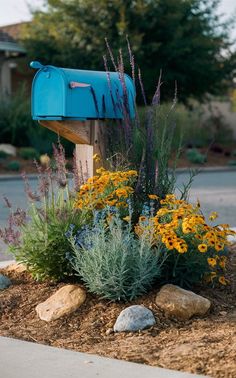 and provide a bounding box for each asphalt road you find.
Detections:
[0,170,236,261]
